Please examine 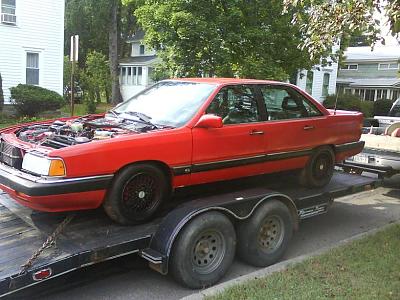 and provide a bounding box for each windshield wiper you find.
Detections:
[106,110,119,118]
[120,111,161,129]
